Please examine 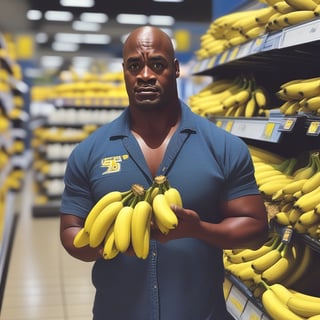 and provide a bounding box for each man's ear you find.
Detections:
[174,59,180,78]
